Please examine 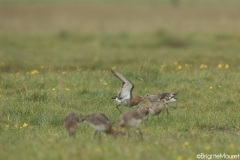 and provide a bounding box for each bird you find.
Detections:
[111,70,144,113]
[80,113,117,141]
[144,92,178,103]
[144,92,178,118]
[116,105,150,140]
[147,99,168,123]
[64,112,80,137]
